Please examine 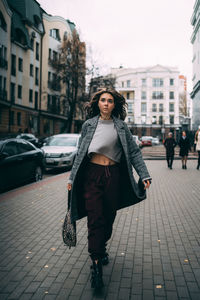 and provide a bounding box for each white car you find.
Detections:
[42,134,80,169]
[132,135,142,148]
[152,137,160,145]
